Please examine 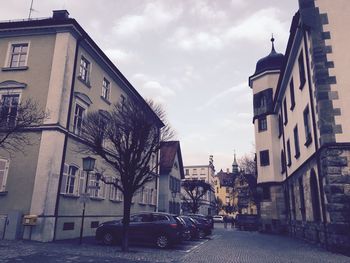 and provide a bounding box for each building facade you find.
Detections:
[183,156,216,215]
[0,10,161,242]
[249,0,350,254]
[158,141,184,214]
